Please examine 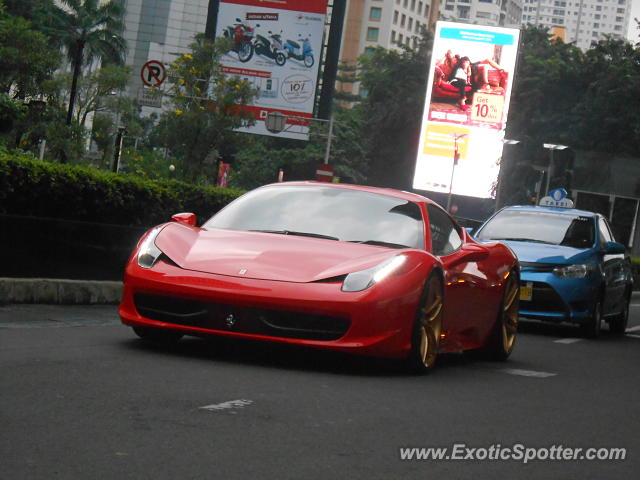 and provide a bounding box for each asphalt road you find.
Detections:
[1,296,639,479]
